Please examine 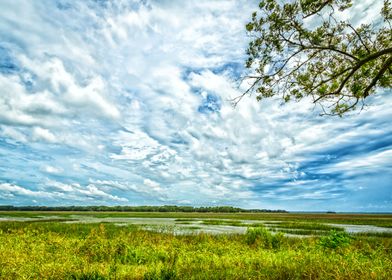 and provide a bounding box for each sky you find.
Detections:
[0,0,391,212]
